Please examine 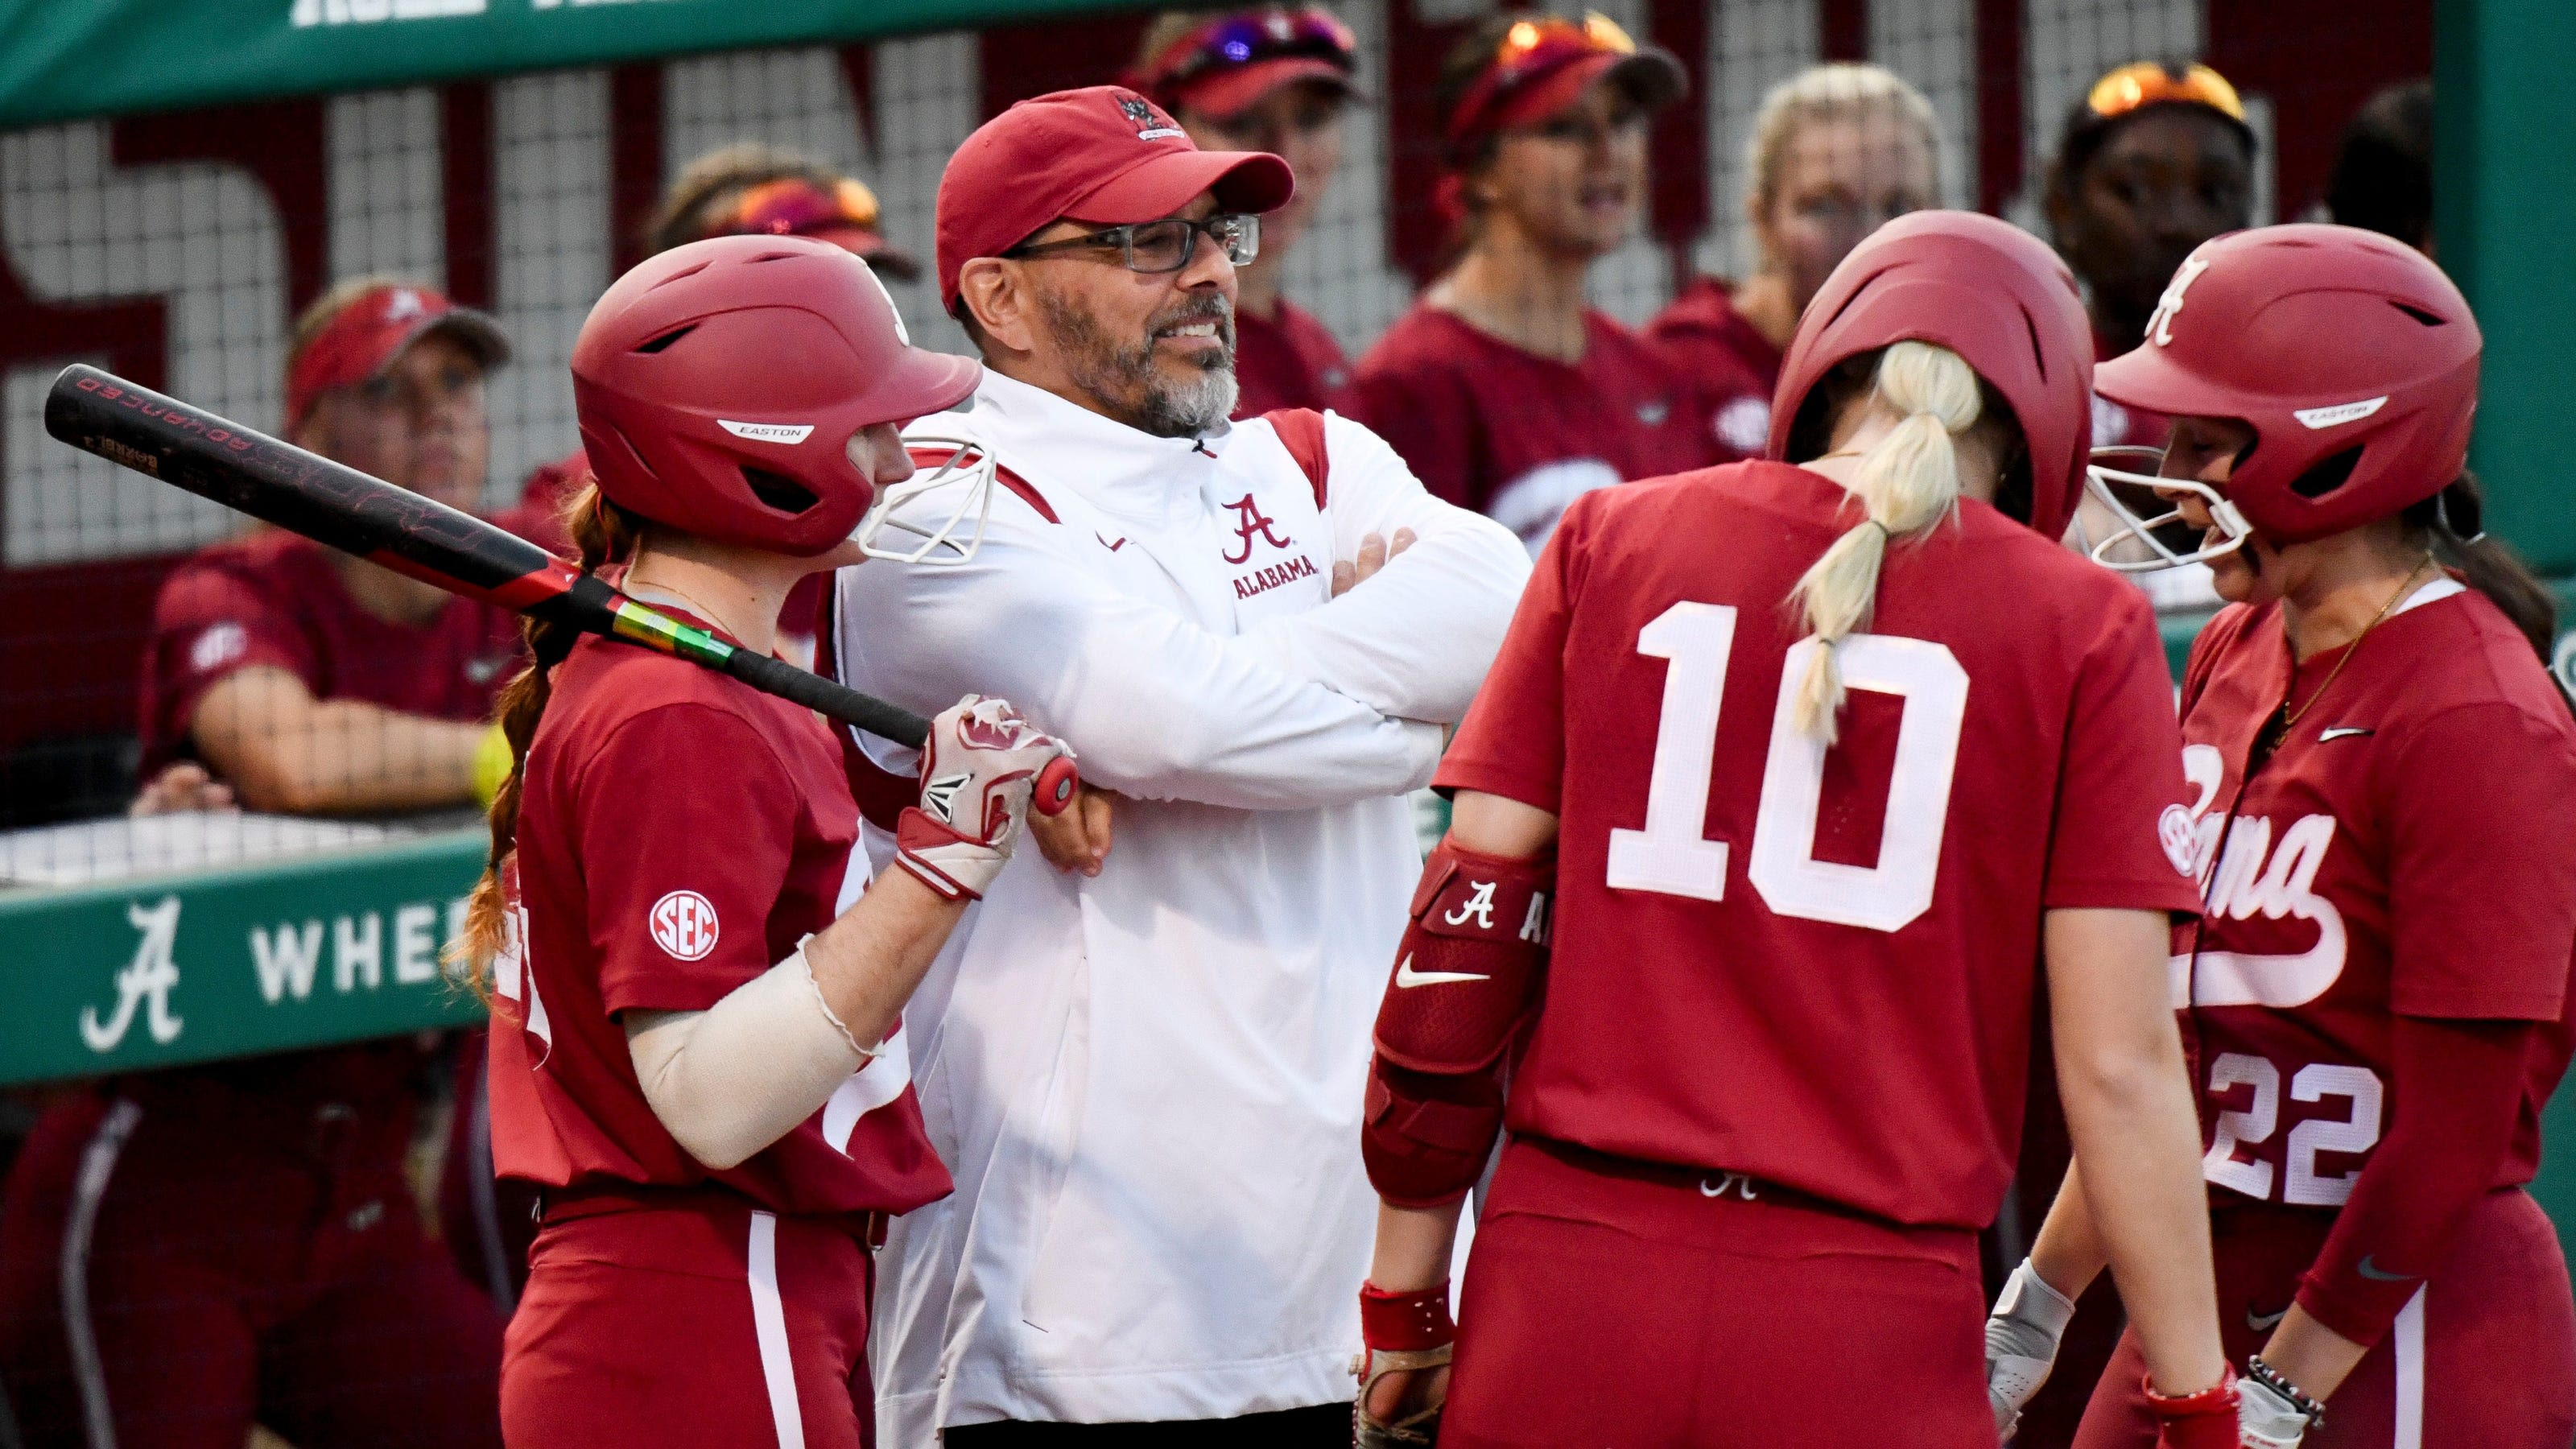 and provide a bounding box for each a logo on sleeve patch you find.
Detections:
[2157,803,2200,877]
[648,890,720,961]
[190,621,249,673]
